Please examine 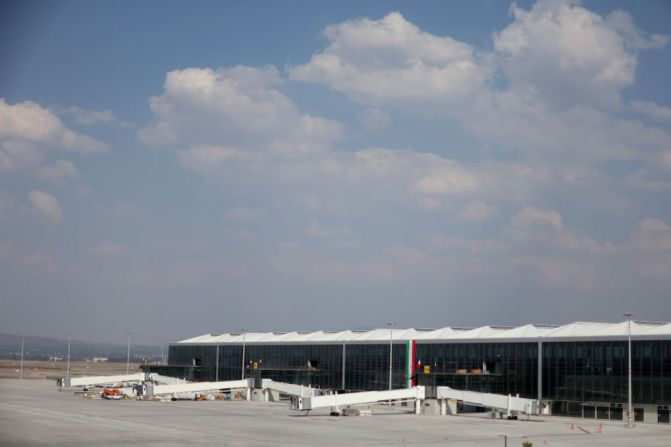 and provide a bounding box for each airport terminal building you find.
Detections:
[162,321,671,423]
